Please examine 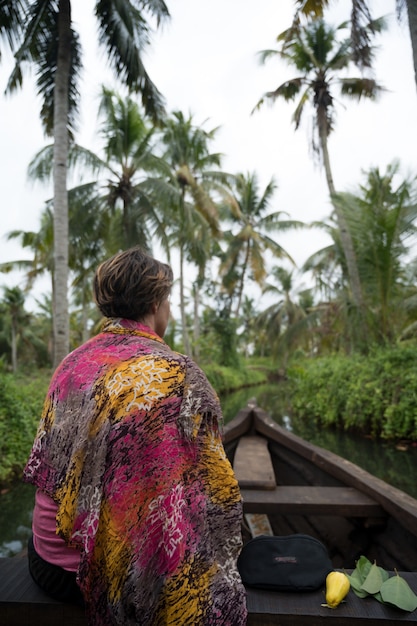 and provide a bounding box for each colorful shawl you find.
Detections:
[24,319,247,625]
